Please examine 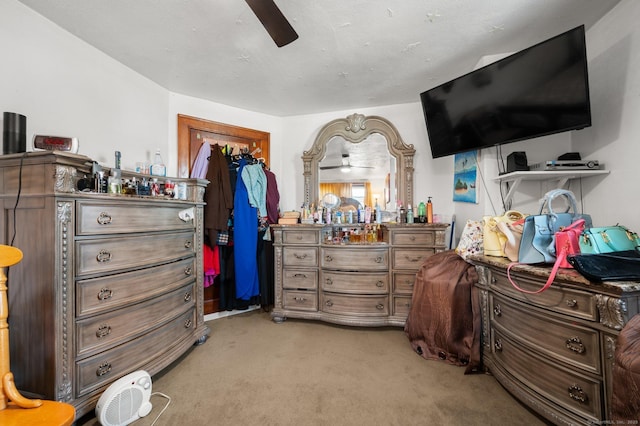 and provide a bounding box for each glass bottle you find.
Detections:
[418,201,426,223]
[151,149,166,177]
